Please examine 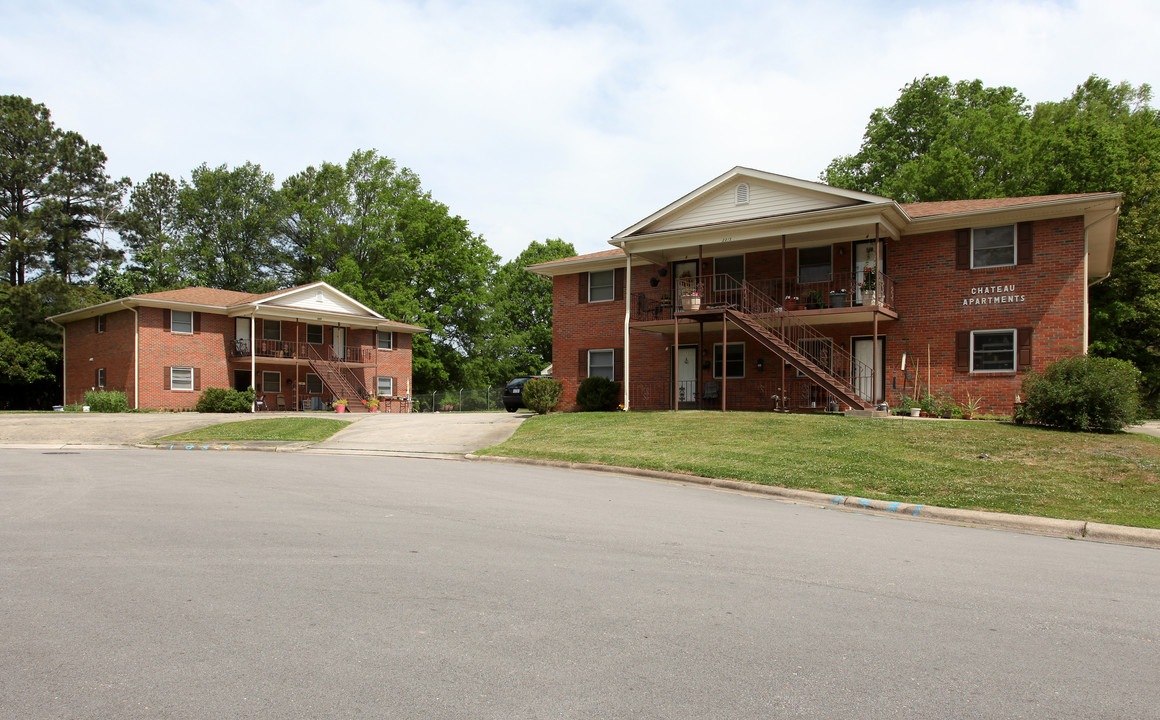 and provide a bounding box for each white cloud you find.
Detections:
[2,0,1157,261]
